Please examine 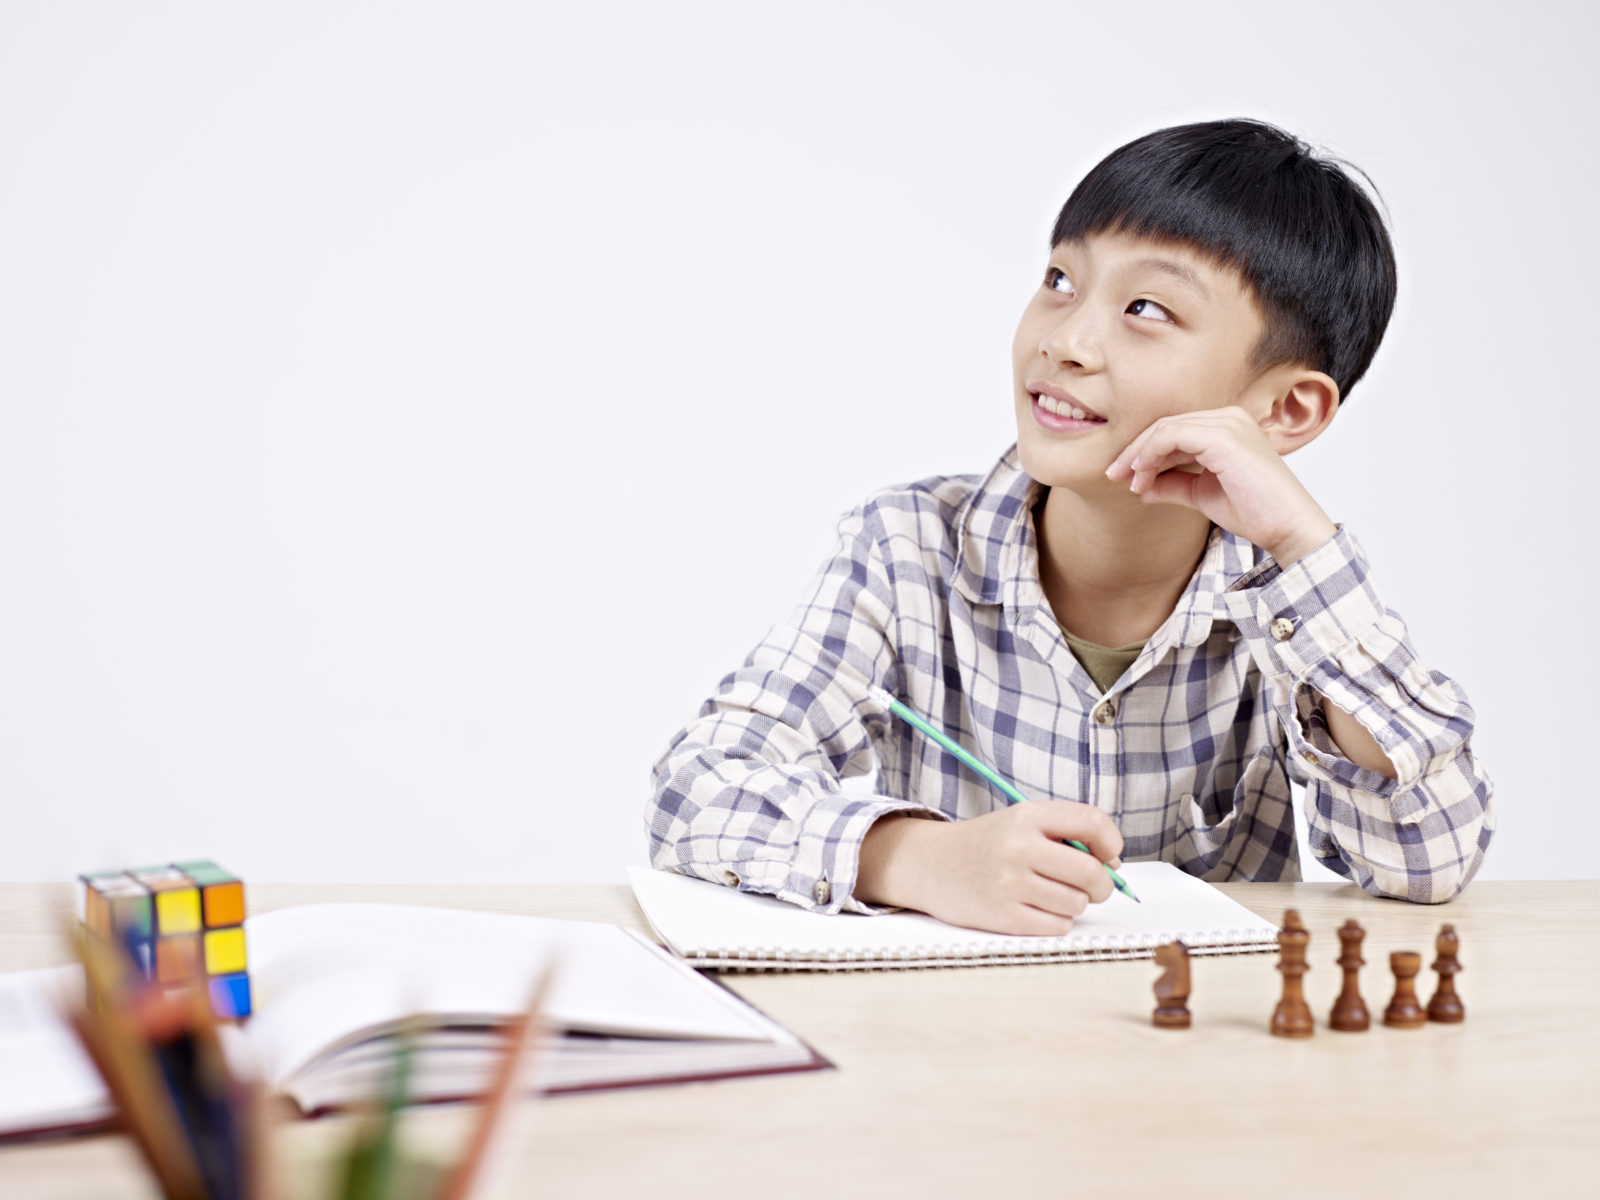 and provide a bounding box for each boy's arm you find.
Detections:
[645,503,940,915]
[648,497,1127,927]
[1320,694,1399,779]
[1218,526,1495,901]
[1106,407,1495,901]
